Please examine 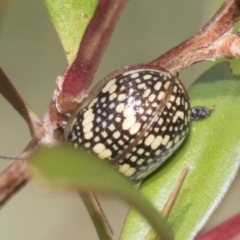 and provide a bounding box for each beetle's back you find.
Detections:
[66,66,190,181]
